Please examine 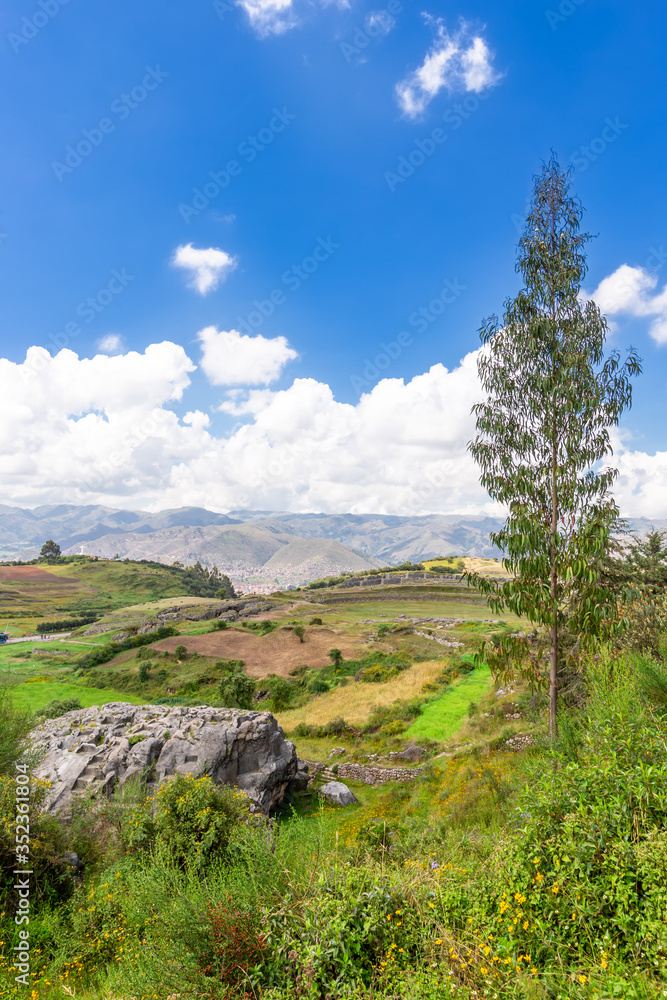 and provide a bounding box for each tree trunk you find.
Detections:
[550,438,558,741]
